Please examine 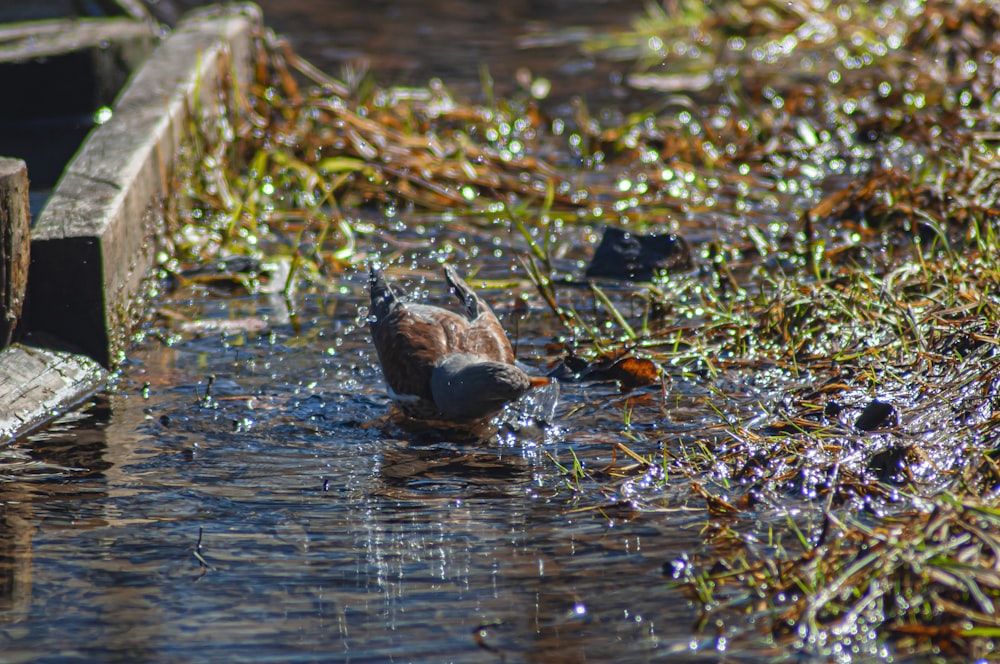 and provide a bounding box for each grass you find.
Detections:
[162,0,1000,659]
